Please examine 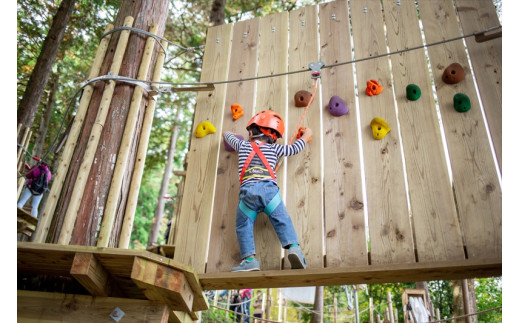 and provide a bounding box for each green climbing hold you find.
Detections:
[406,84,421,101]
[453,93,471,112]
